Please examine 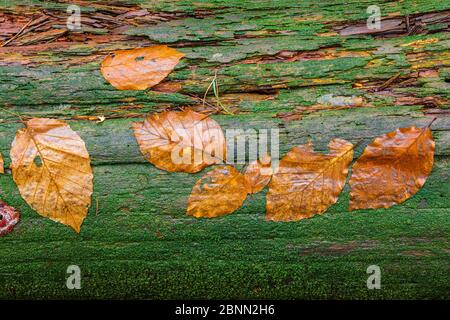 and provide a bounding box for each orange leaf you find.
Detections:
[10,118,93,232]
[266,139,353,221]
[187,165,251,218]
[100,45,184,90]
[0,152,4,174]
[133,110,226,173]
[244,154,272,193]
[349,126,434,211]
